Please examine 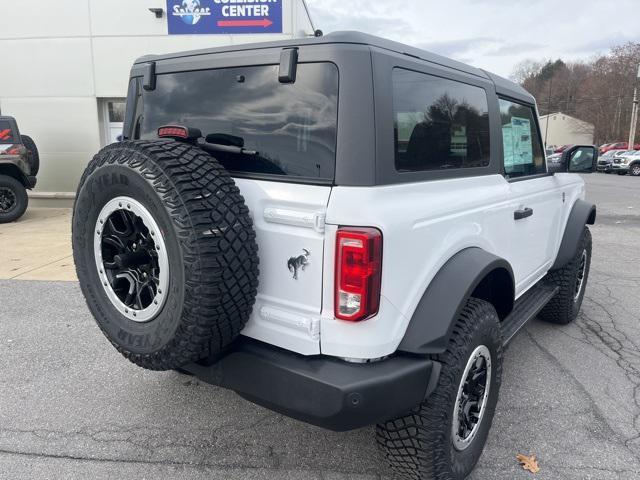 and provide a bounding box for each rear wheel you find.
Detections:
[0,174,28,223]
[377,298,503,480]
[20,135,39,176]
[72,140,259,370]
[539,227,591,325]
